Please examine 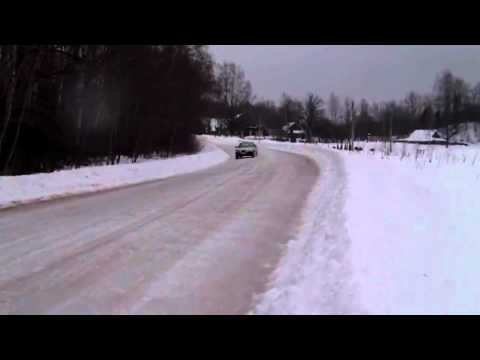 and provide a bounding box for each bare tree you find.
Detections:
[370,101,382,122]
[387,102,396,155]
[279,93,304,126]
[343,97,356,150]
[3,47,44,173]
[0,46,18,156]
[434,70,470,147]
[472,82,480,105]
[302,93,323,142]
[404,91,423,120]
[351,100,356,150]
[328,92,340,123]
[215,62,252,134]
